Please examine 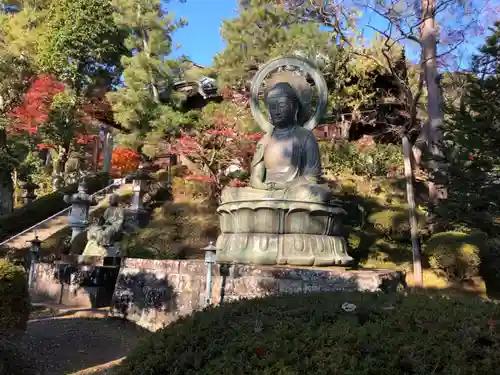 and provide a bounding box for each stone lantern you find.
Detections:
[130,165,151,212]
[28,235,42,289]
[126,165,152,228]
[64,178,97,242]
[20,181,39,205]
